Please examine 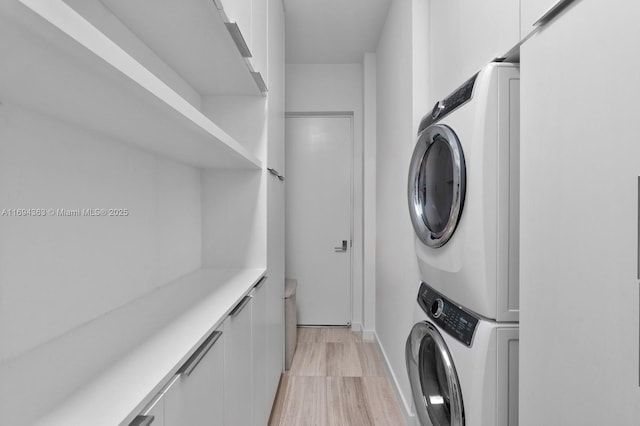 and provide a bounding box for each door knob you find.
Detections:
[334,240,348,252]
